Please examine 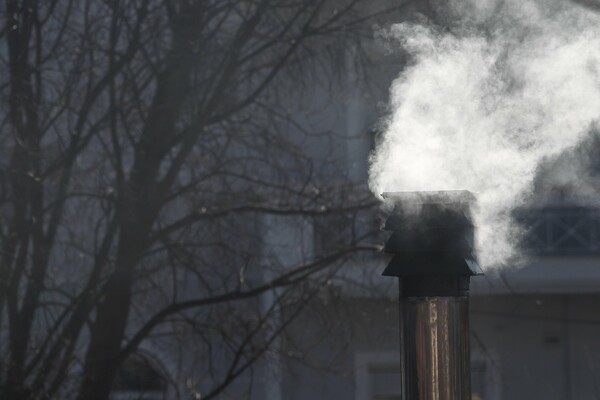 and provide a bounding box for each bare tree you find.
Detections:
[0,0,387,399]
